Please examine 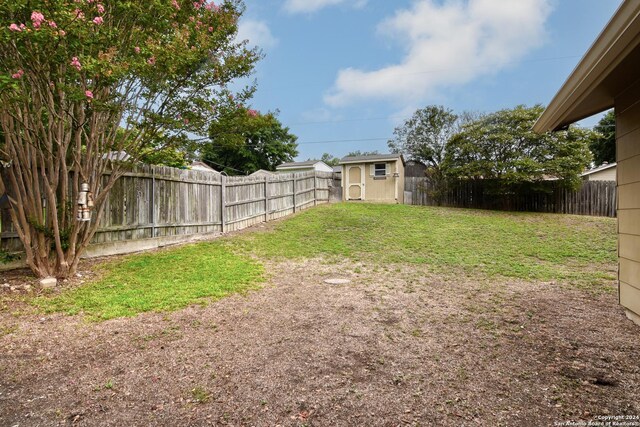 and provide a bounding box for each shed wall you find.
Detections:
[616,77,640,323]
[342,160,403,203]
